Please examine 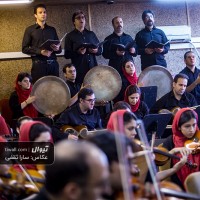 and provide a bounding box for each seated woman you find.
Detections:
[114,59,138,102]
[9,72,38,120]
[13,121,53,172]
[107,109,190,184]
[162,108,199,189]
[107,110,138,140]
[124,84,149,119]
